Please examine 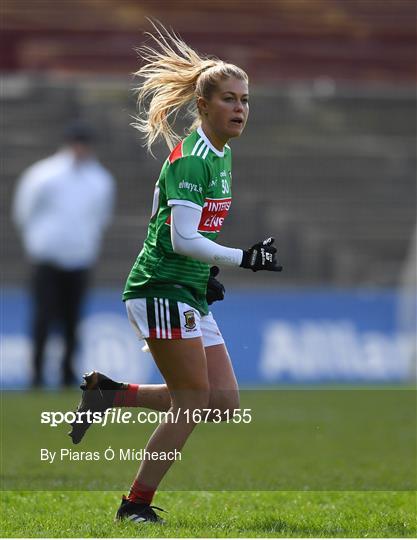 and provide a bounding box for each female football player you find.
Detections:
[70,22,282,523]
